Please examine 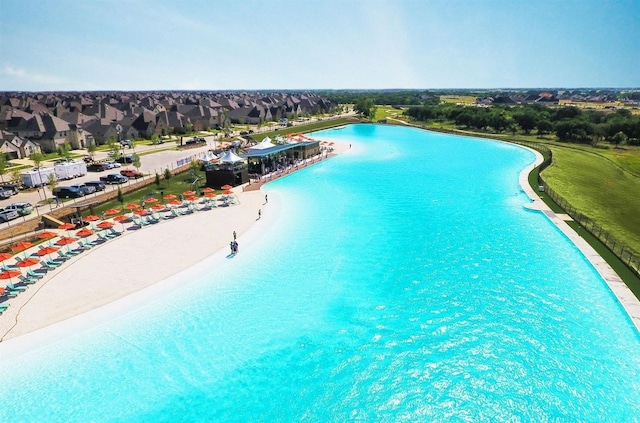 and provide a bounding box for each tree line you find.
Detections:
[405,103,640,146]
